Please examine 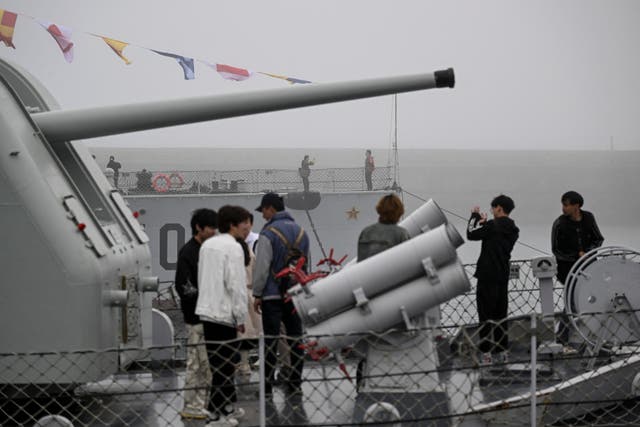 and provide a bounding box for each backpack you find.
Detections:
[267,226,307,294]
